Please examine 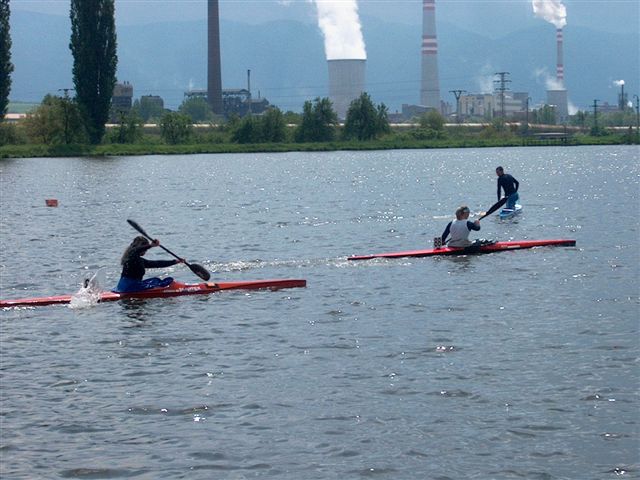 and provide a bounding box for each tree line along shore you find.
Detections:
[0,110,636,159]
[1,91,637,159]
